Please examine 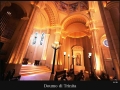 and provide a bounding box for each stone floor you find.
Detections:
[20,72,51,81]
[19,65,90,81]
[19,65,51,81]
